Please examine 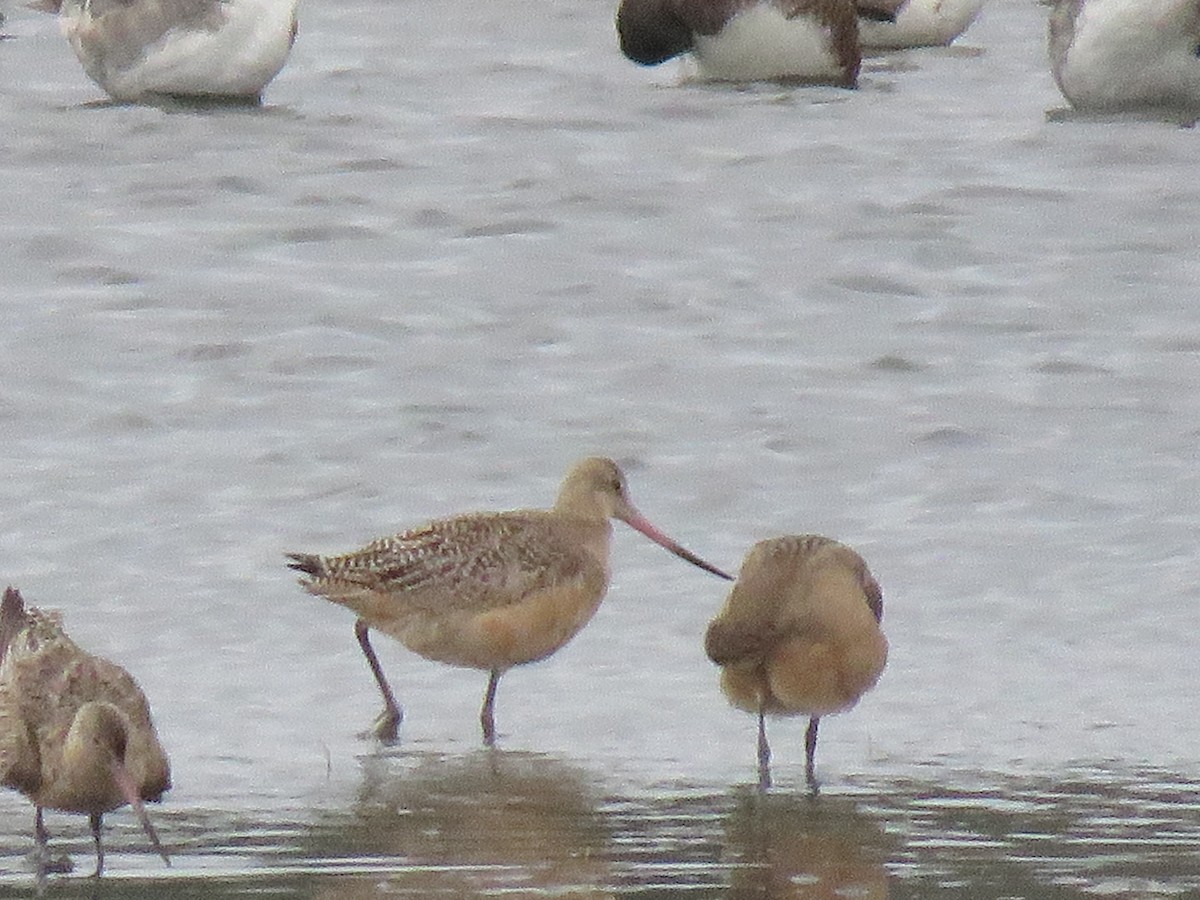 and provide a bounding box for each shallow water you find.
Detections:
[1,0,1198,895]
[4,755,1198,897]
